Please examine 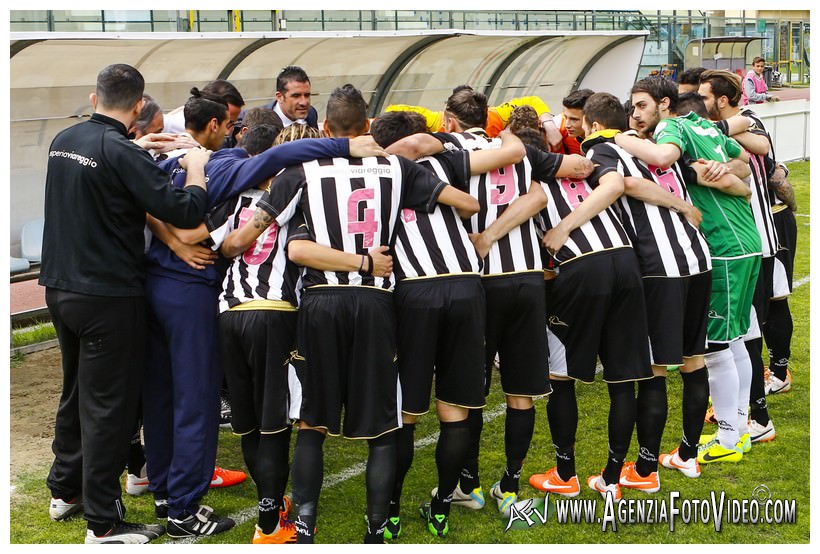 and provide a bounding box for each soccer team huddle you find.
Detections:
[41,62,798,544]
